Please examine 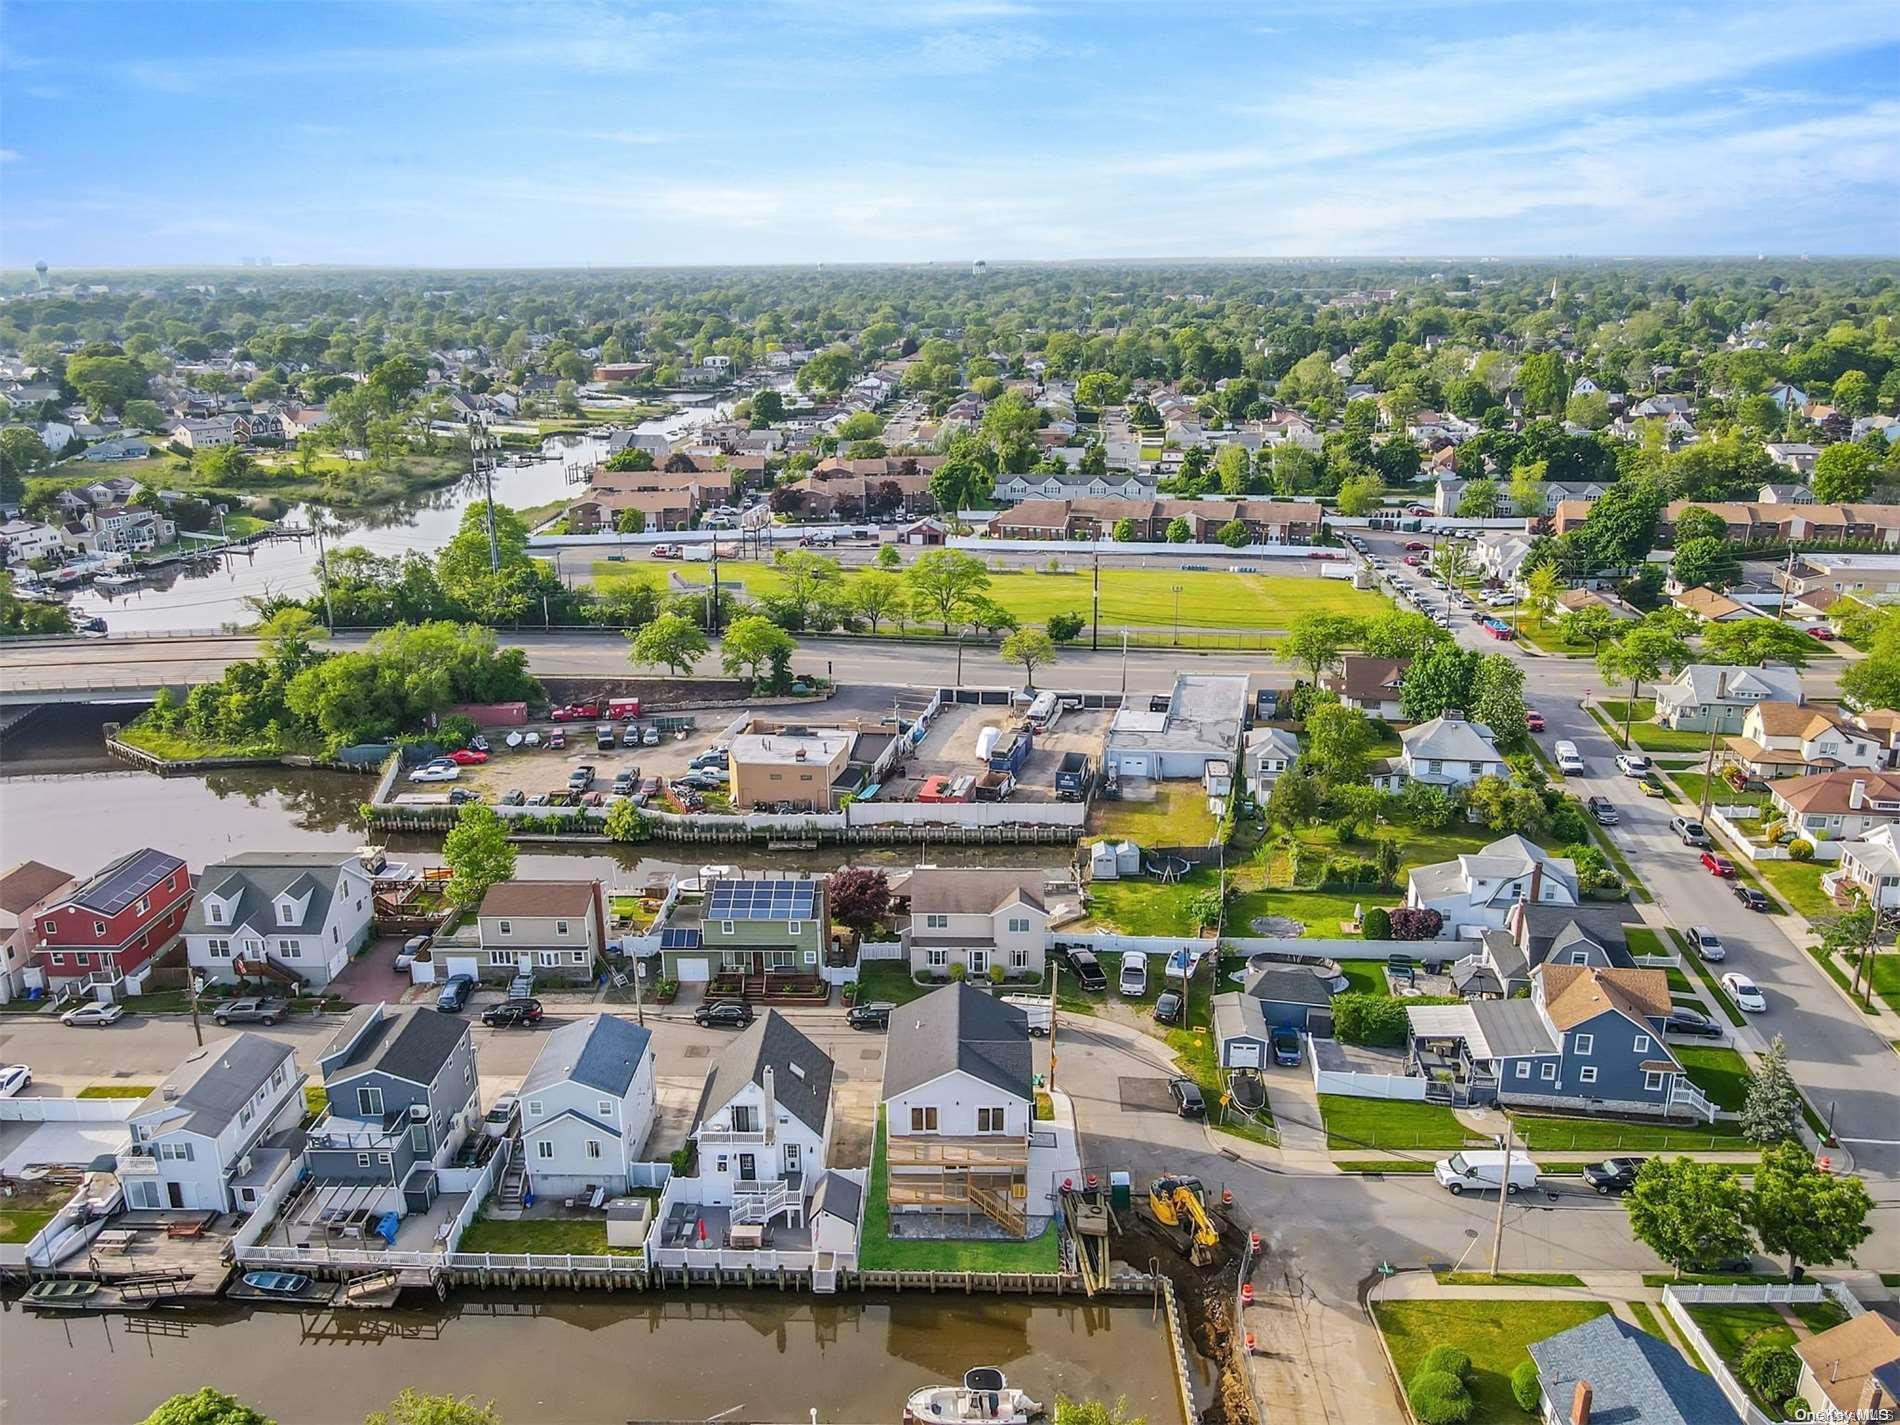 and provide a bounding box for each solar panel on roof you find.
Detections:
[708,879,815,920]
[660,927,702,949]
[82,849,180,914]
